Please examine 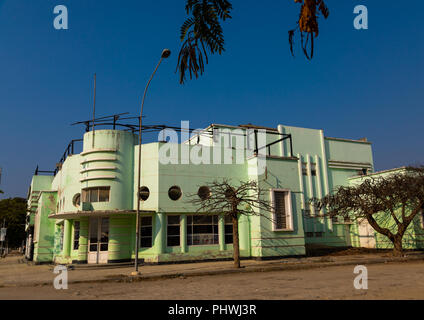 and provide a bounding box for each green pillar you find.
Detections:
[219,215,225,251]
[78,218,88,263]
[154,212,166,254]
[63,220,72,257]
[181,214,187,253]
[238,215,250,256]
